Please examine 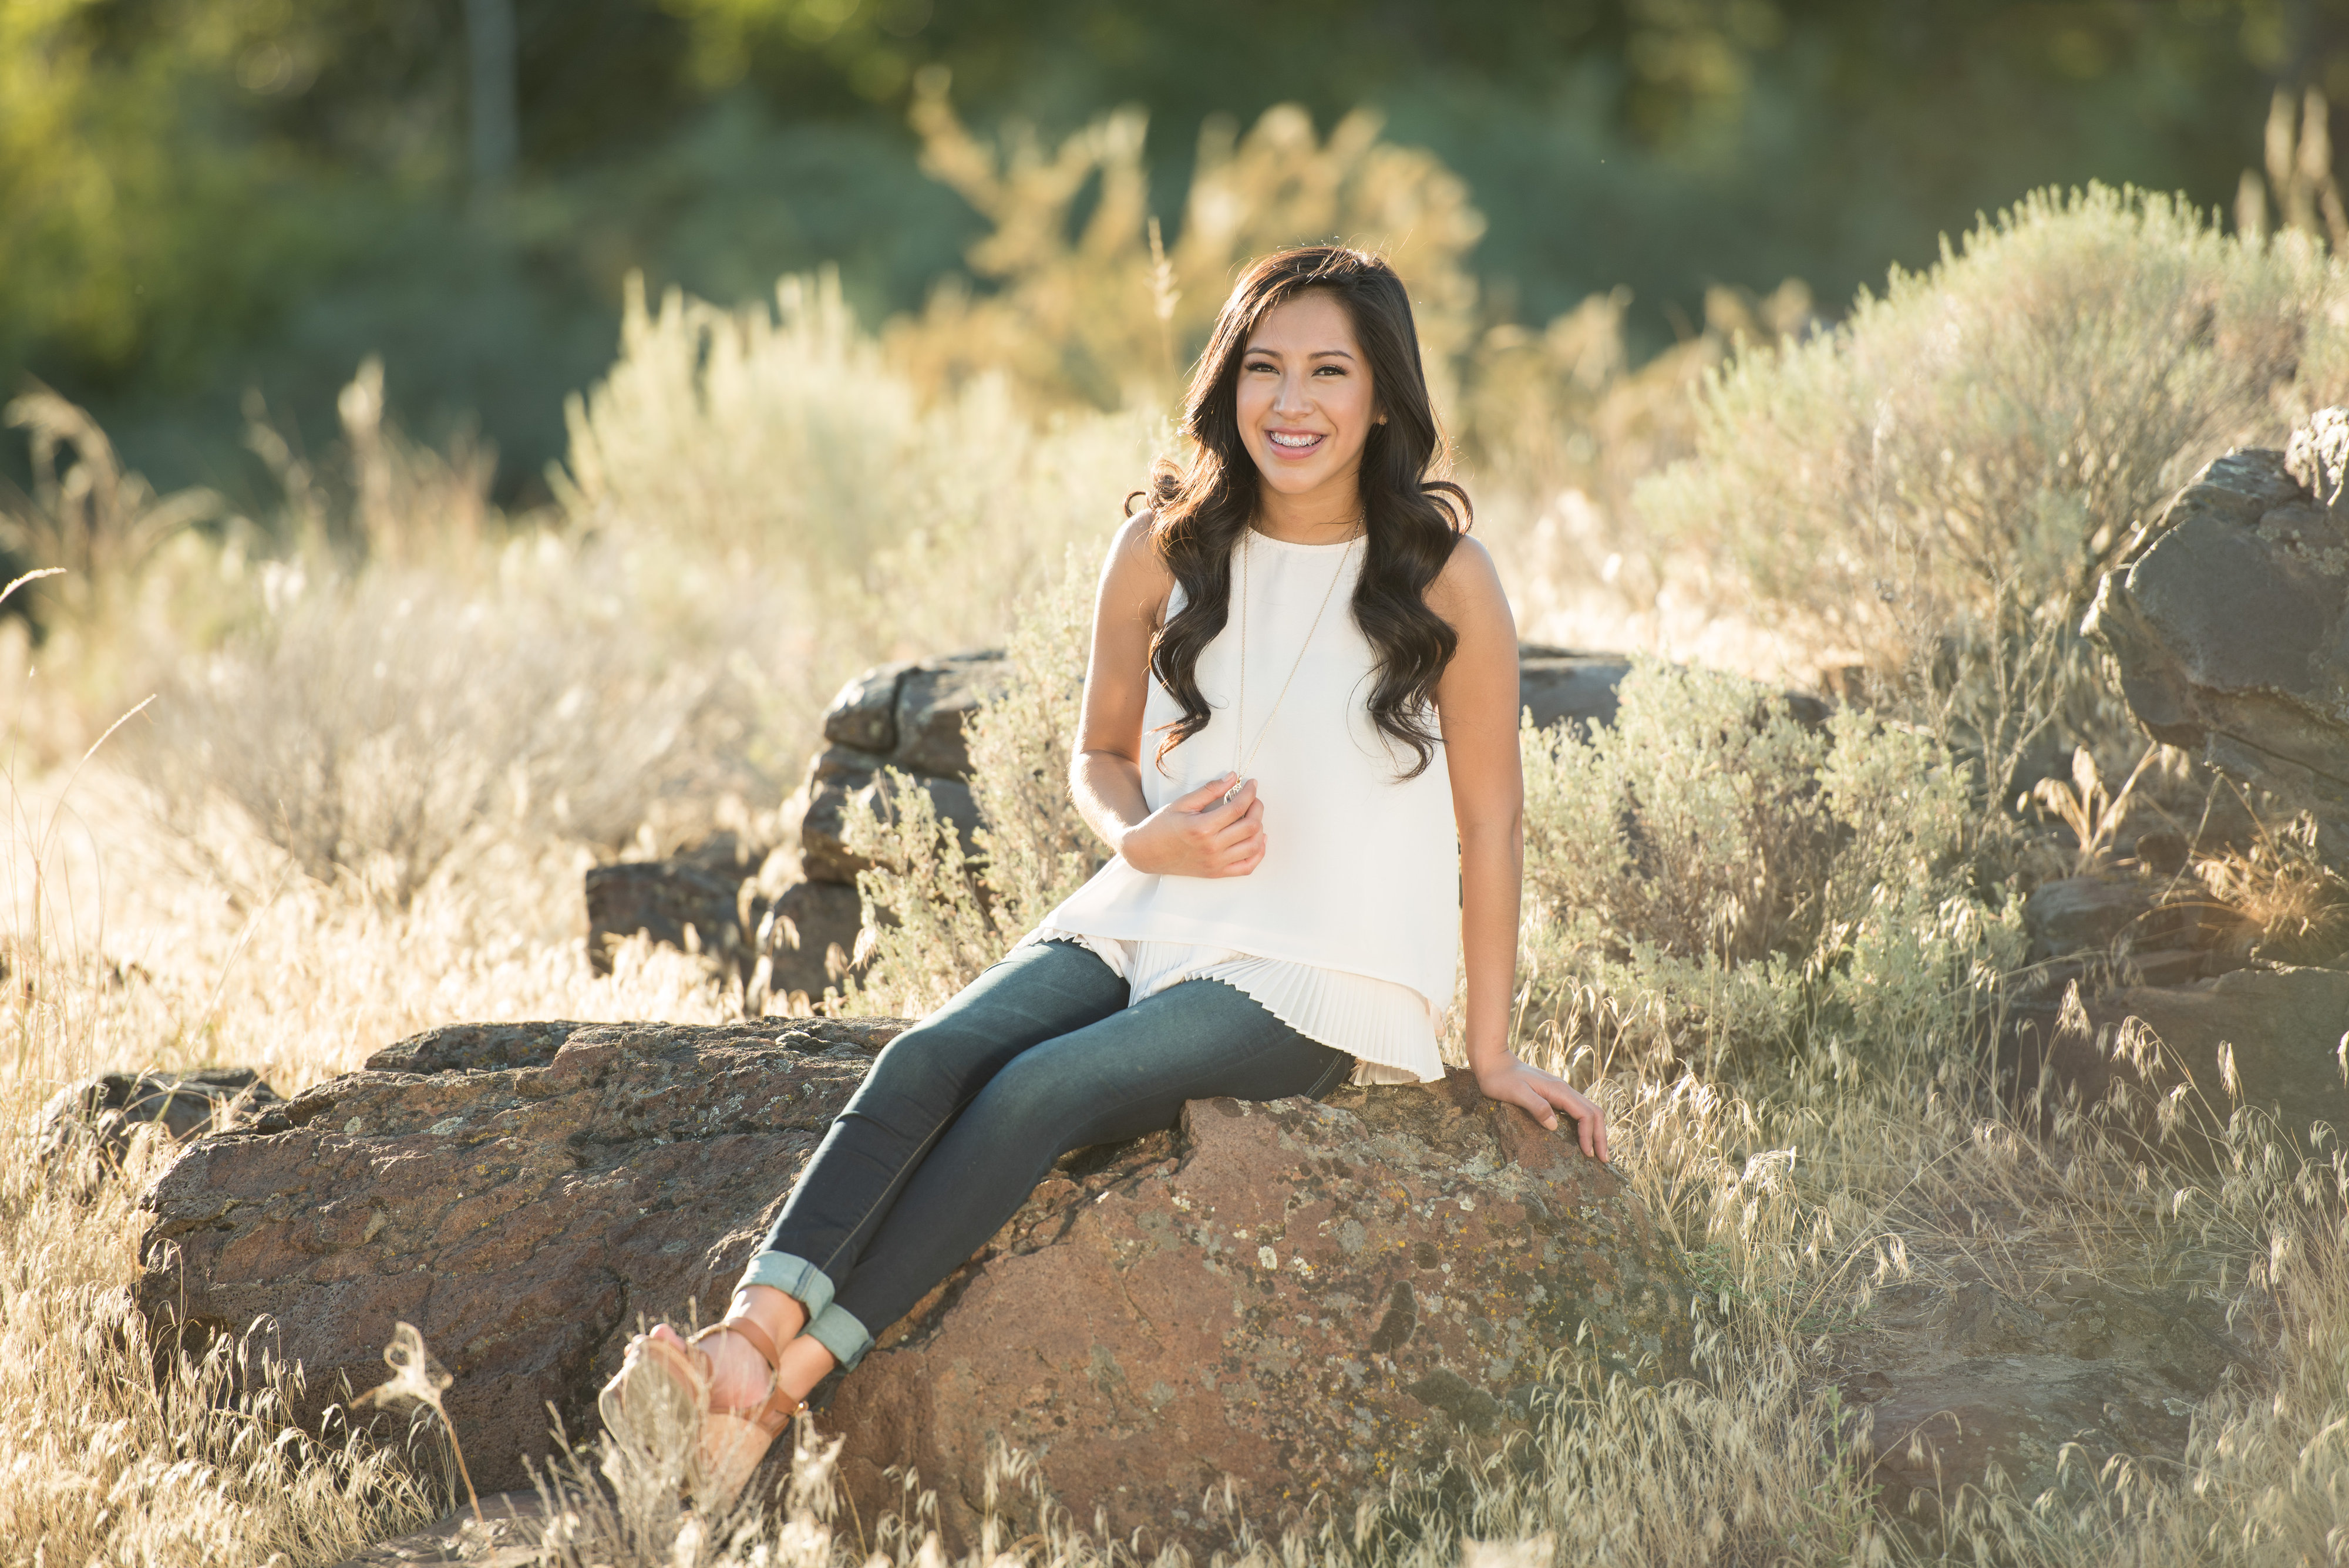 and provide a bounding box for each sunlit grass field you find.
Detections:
[6,120,2349,1565]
